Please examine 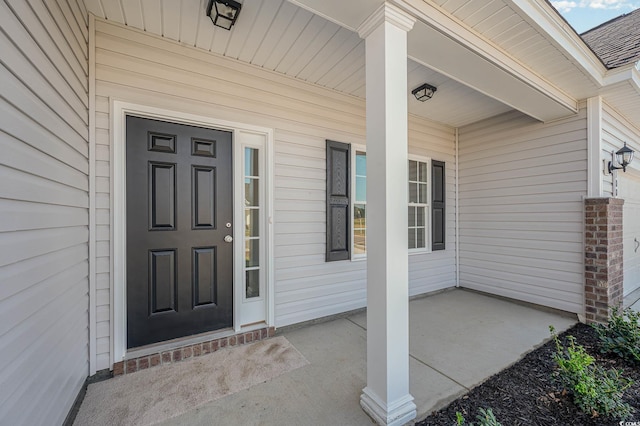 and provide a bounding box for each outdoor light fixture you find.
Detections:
[207,0,242,30]
[411,83,437,101]
[608,142,635,173]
